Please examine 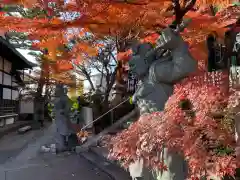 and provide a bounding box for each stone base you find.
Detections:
[18,125,32,134]
[75,145,89,153]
